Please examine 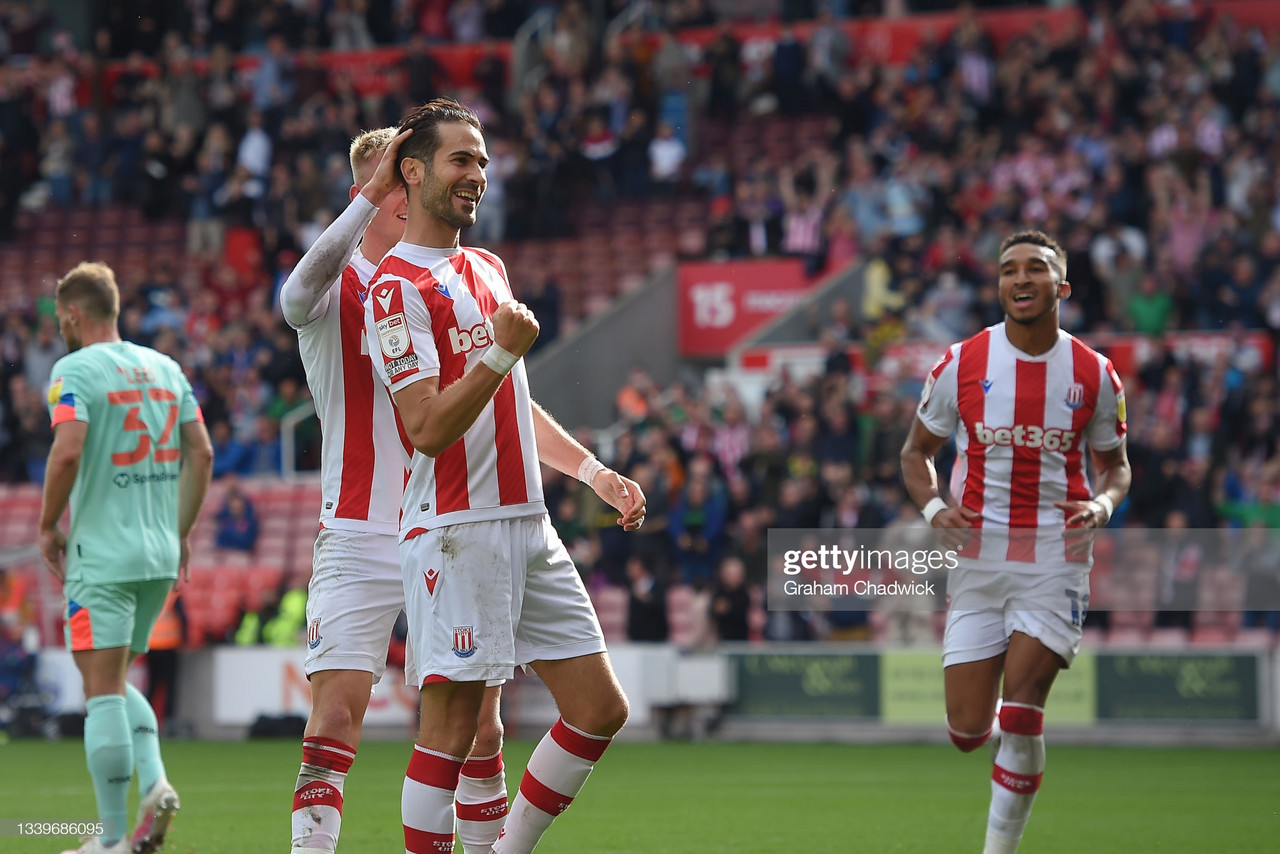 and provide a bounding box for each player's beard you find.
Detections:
[421,173,479,231]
